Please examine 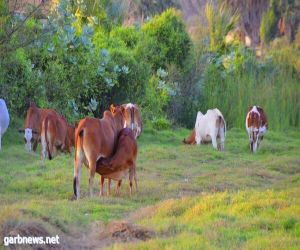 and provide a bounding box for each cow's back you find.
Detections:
[49,113,69,145]
[24,106,57,132]
[195,110,216,136]
[76,116,116,159]
[0,99,9,135]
